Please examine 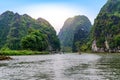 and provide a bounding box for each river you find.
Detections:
[0,53,120,80]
